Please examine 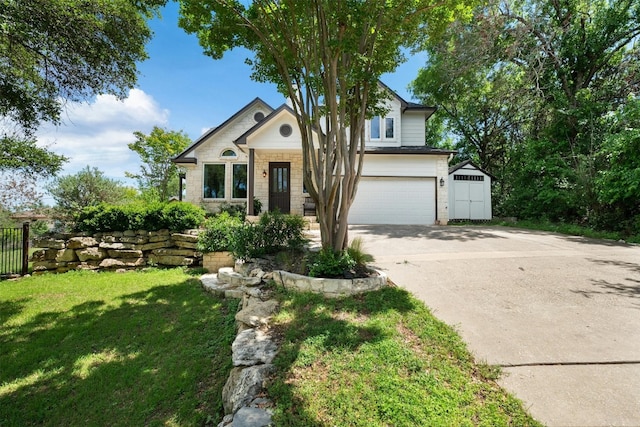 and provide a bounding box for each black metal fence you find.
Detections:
[1,223,30,277]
